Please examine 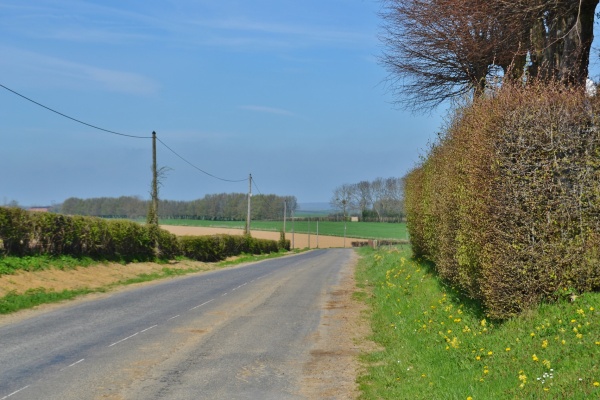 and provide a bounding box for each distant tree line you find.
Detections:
[330,177,404,222]
[60,194,298,221]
